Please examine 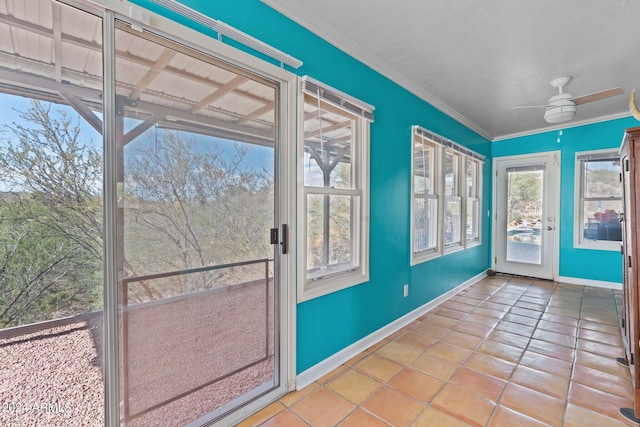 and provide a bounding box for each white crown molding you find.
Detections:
[492,111,633,142]
[261,0,493,141]
[263,0,634,144]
